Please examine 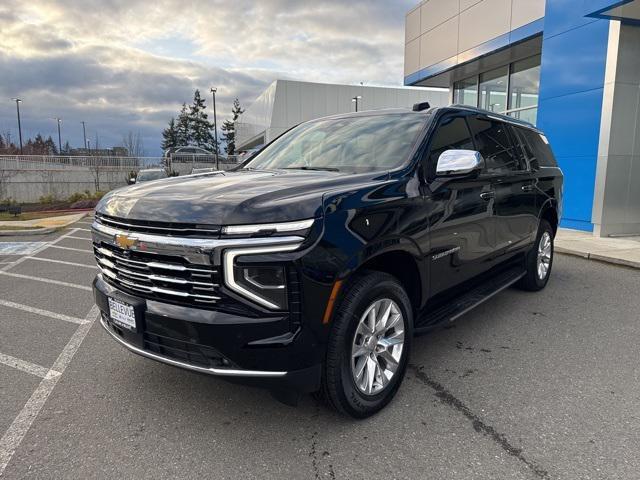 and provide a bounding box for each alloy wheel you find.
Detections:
[351,298,405,395]
[537,231,552,280]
